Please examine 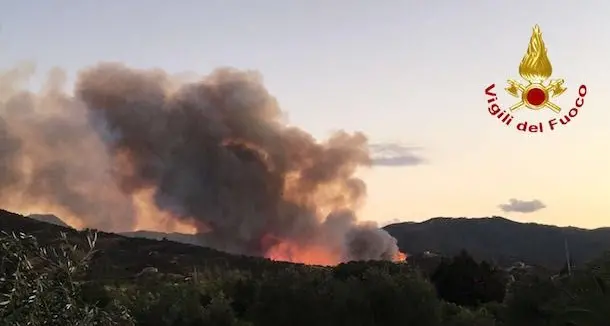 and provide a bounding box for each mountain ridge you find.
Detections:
[384,216,610,269]
[28,214,71,228]
[17,211,610,269]
[385,216,606,231]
